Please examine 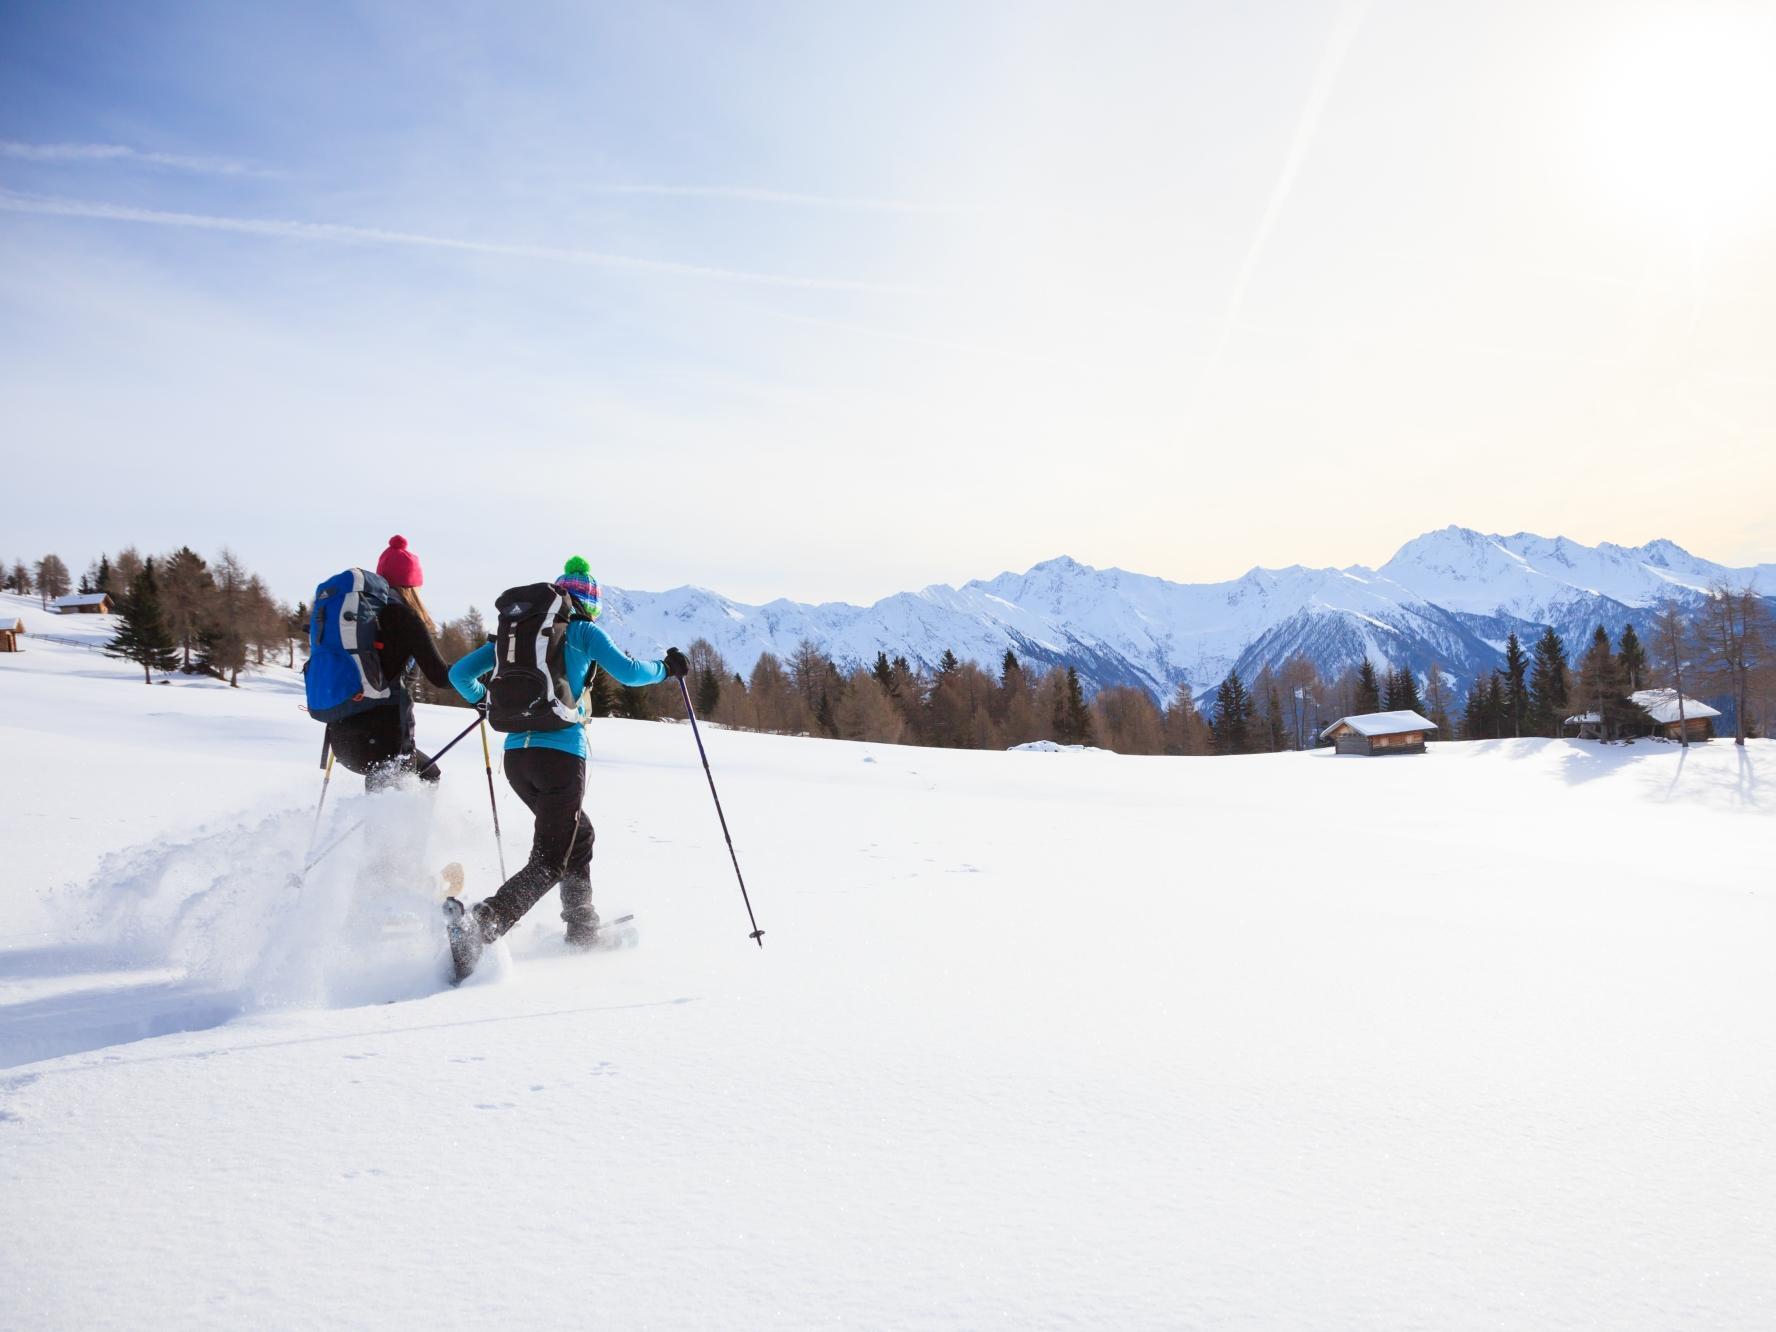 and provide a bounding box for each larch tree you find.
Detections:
[109,547,144,600]
[835,666,906,743]
[34,553,70,609]
[1163,681,1212,755]
[1647,599,1695,747]
[1423,662,1453,736]
[1697,583,1768,745]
